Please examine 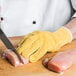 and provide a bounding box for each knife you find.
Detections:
[0,28,24,64]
